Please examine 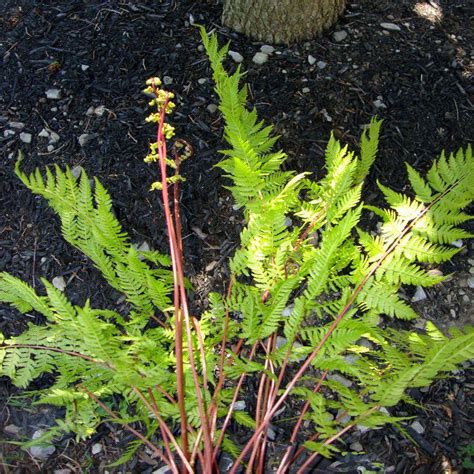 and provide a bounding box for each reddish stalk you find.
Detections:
[213,341,259,459]
[151,81,214,471]
[152,90,189,462]
[79,384,173,469]
[276,370,329,473]
[132,386,193,472]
